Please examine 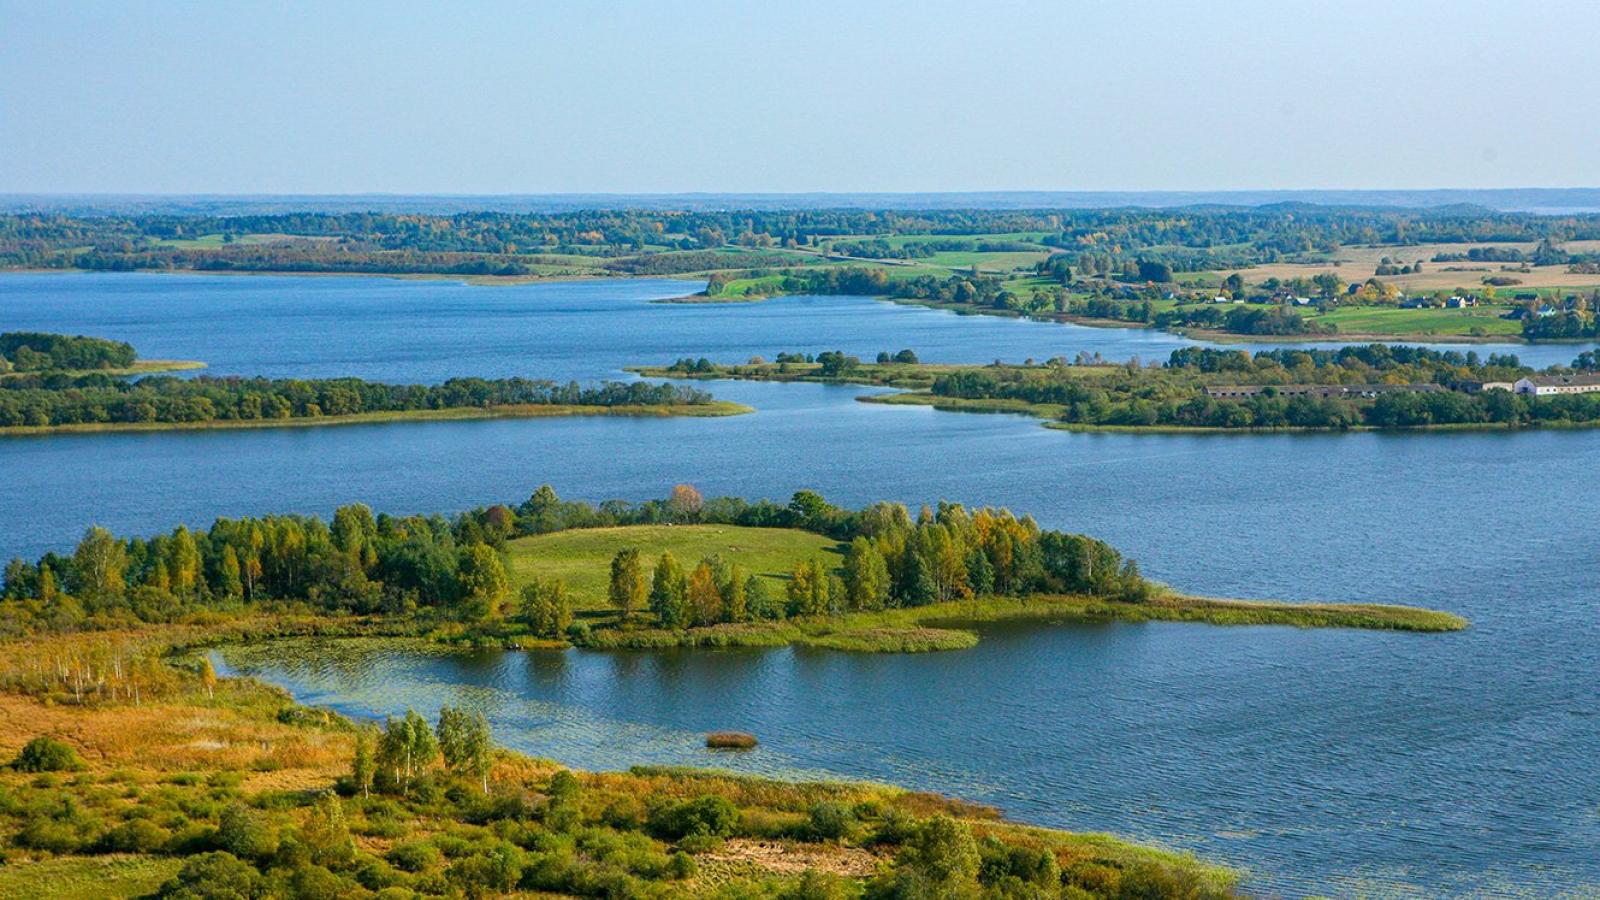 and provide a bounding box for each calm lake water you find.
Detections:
[6,272,1600,896]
